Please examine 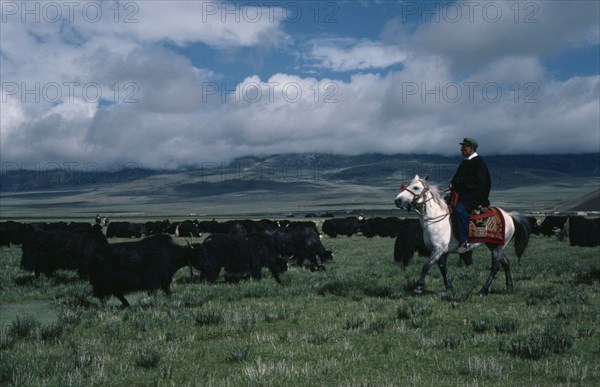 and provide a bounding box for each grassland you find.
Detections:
[1,230,599,386]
